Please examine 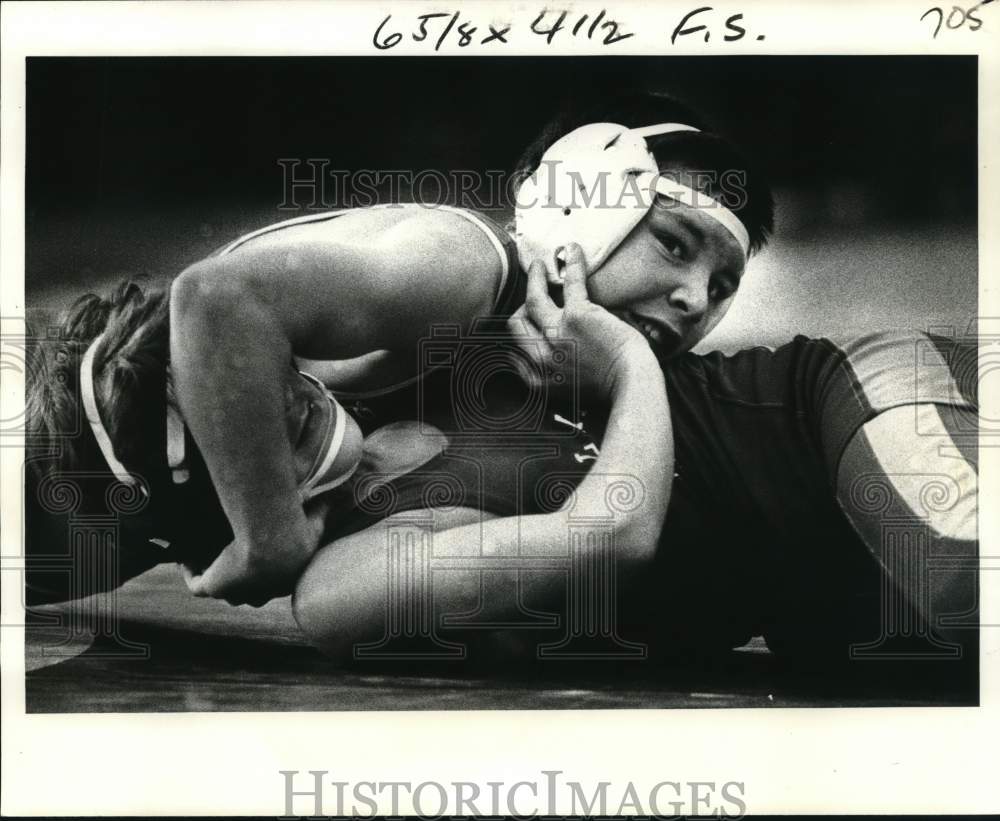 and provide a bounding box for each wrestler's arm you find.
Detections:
[292,246,674,659]
[169,211,501,605]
